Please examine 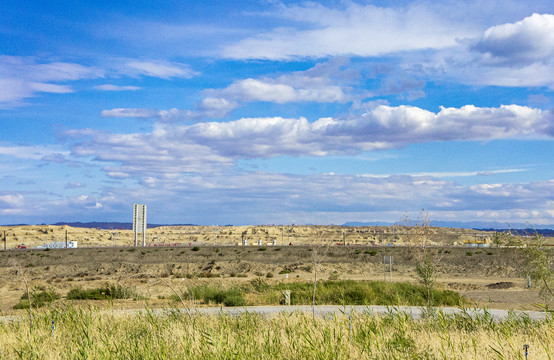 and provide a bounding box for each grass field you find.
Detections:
[1,305,552,359]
